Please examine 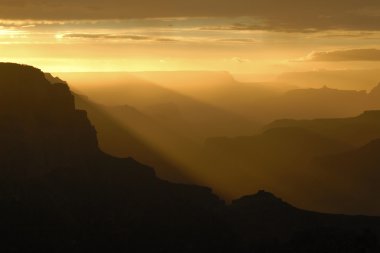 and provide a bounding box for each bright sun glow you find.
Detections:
[0,29,21,36]
[55,33,65,40]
